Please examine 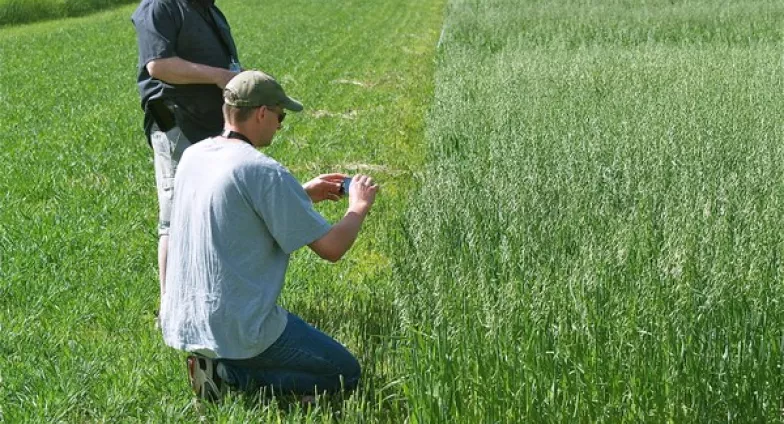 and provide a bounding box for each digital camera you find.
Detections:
[340,176,352,195]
